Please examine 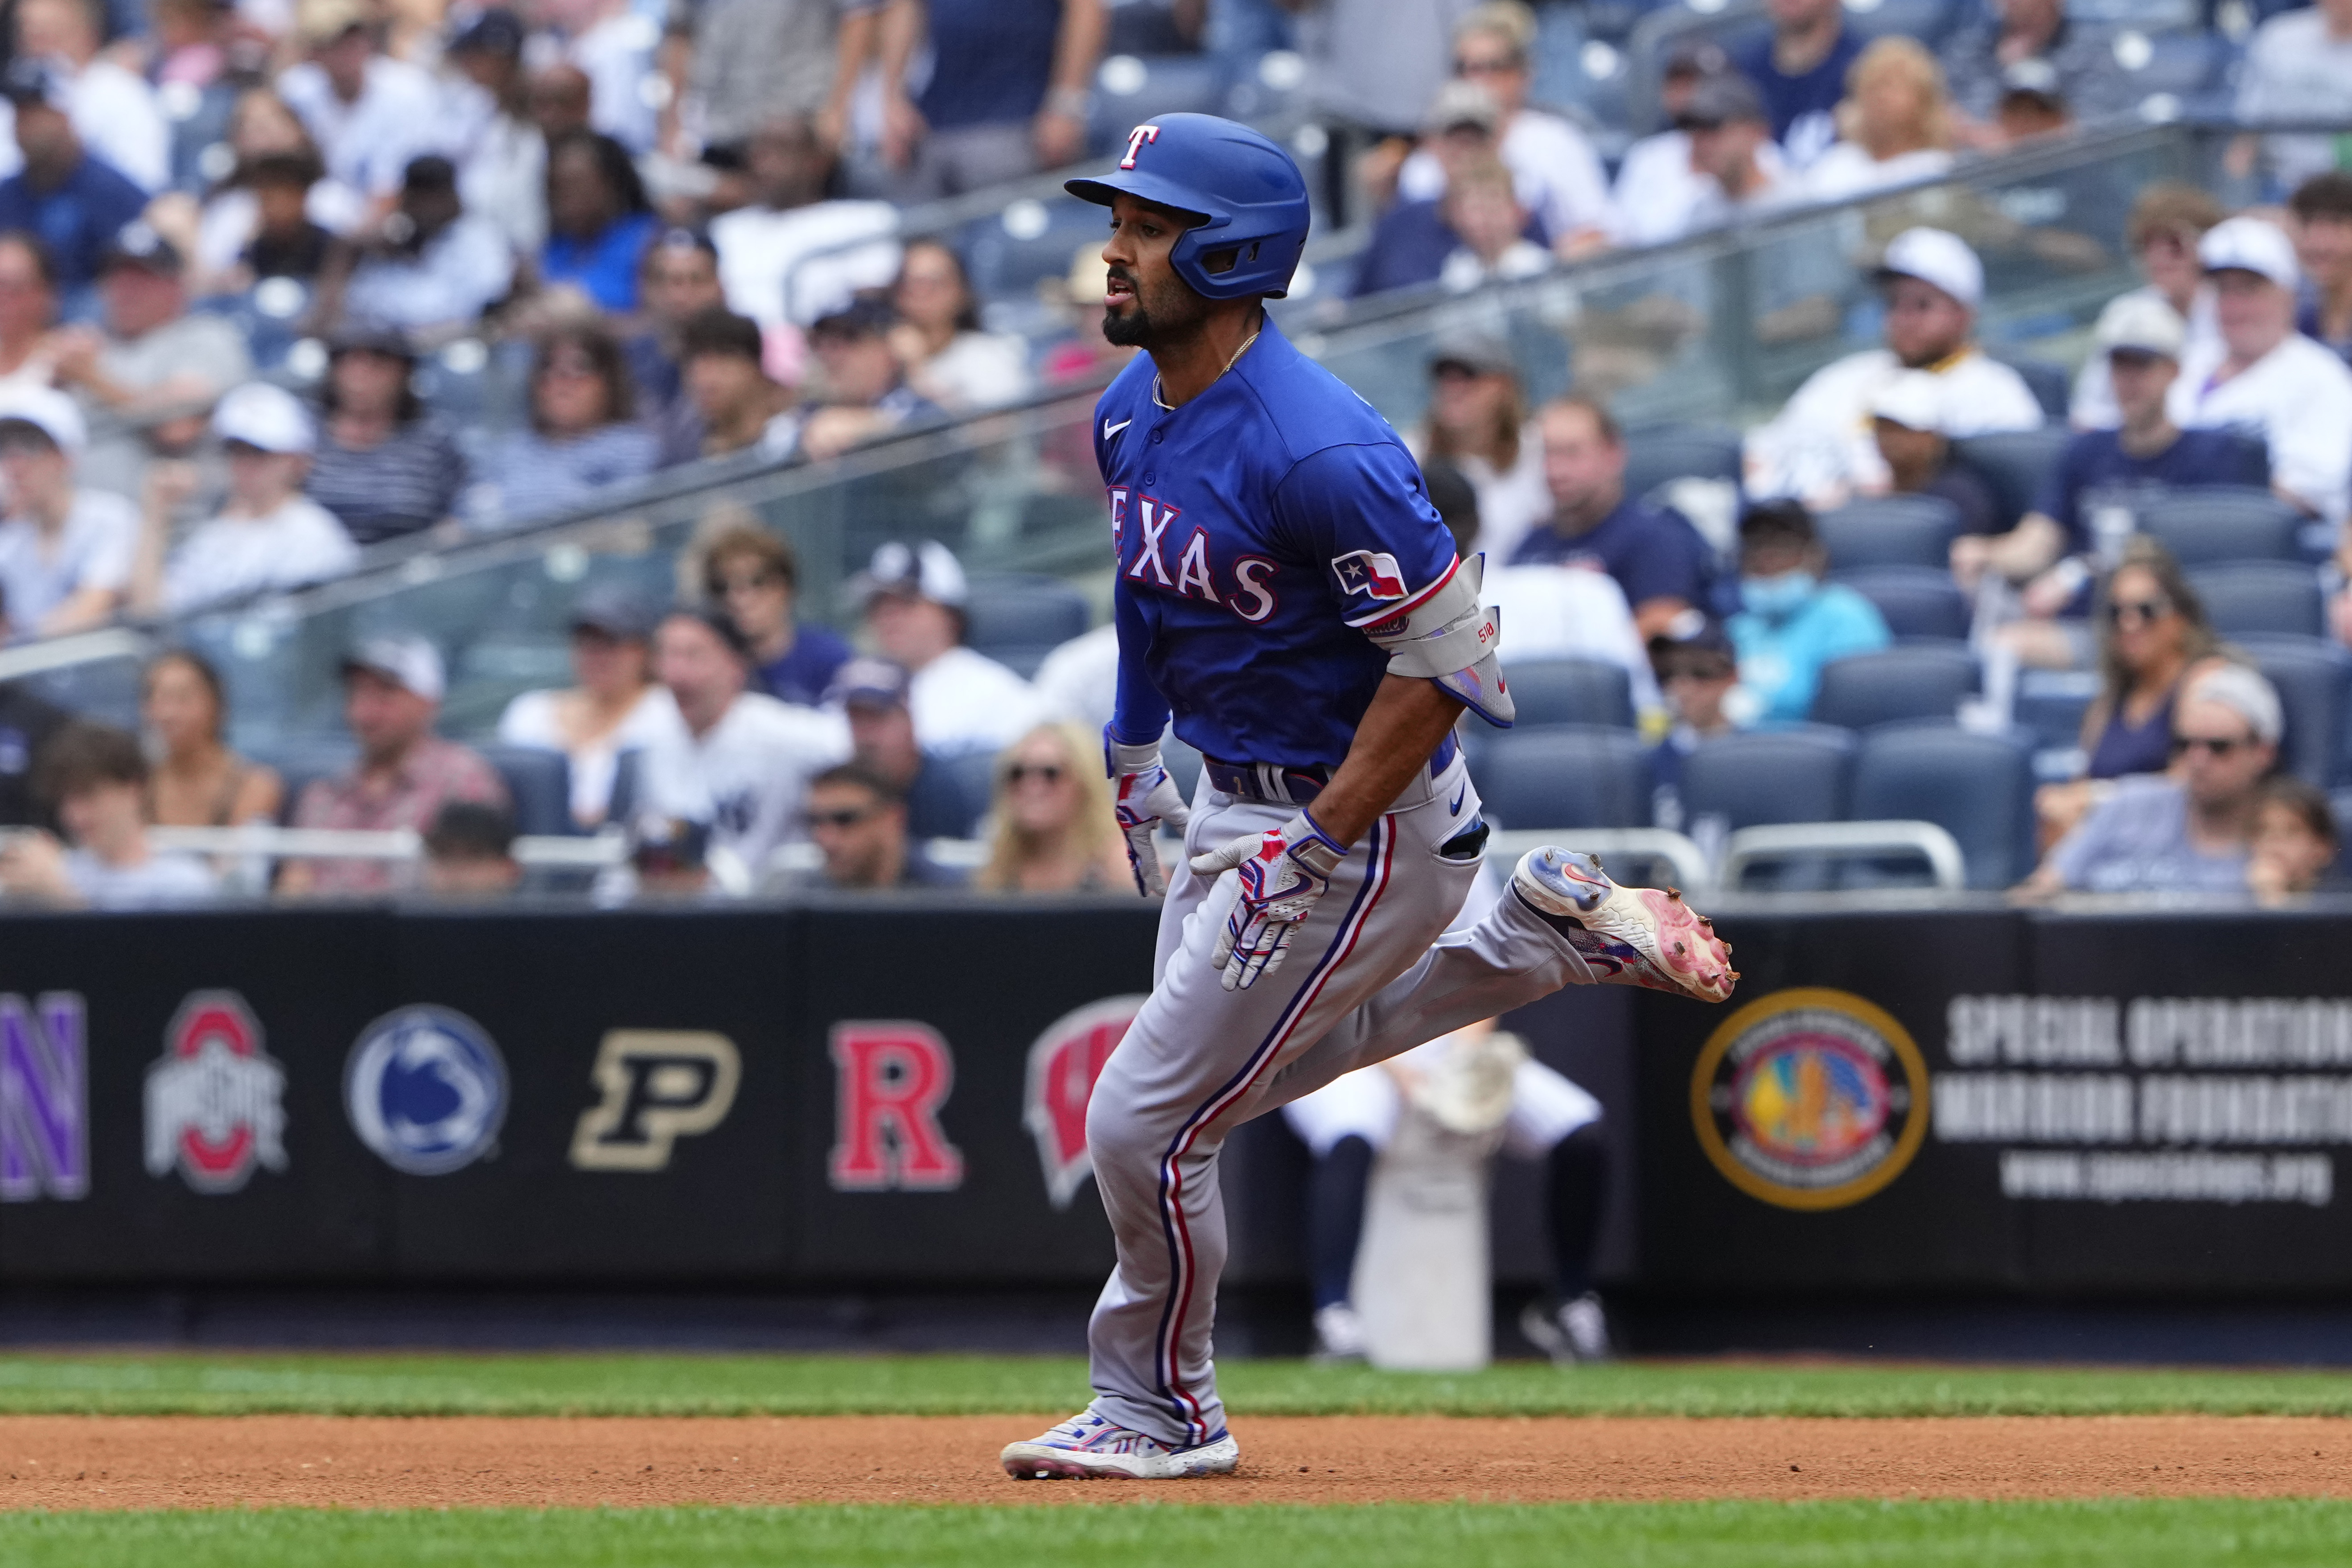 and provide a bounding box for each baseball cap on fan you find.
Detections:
[1868,370,1947,433]
[855,539,968,607]
[2091,292,2187,360]
[0,58,69,111]
[1424,80,1503,136]
[213,382,316,454]
[341,634,446,701]
[1875,227,1983,310]
[0,384,86,455]
[826,655,913,710]
[2199,215,2299,291]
